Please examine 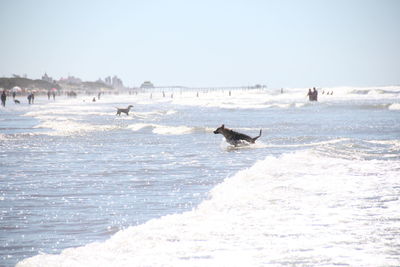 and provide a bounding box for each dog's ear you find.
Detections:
[221,124,225,128]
